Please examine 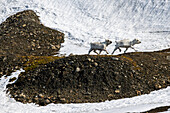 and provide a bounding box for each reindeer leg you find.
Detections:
[124,47,128,53]
[131,47,137,52]
[88,48,92,55]
[94,50,99,55]
[118,47,121,52]
[104,49,109,54]
[99,50,102,55]
[112,47,118,54]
